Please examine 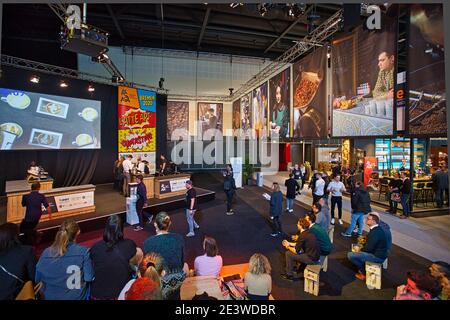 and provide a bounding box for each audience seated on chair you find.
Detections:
[0,223,37,300]
[244,253,272,300]
[194,236,223,277]
[281,217,320,281]
[90,215,142,300]
[35,220,94,300]
[305,212,333,257]
[347,212,388,281]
